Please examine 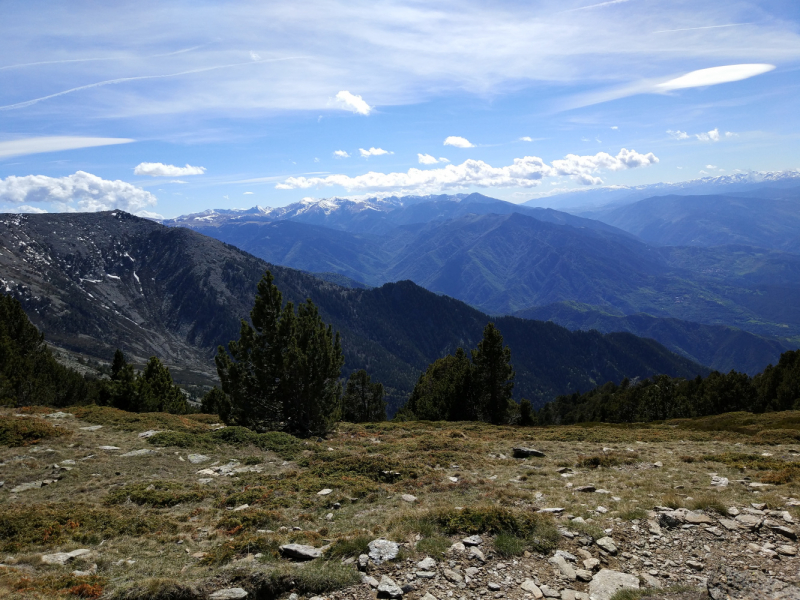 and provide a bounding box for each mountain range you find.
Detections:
[0,211,709,414]
[165,191,800,356]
